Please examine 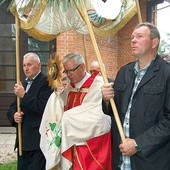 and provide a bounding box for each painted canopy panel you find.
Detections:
[11,0,137,41]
